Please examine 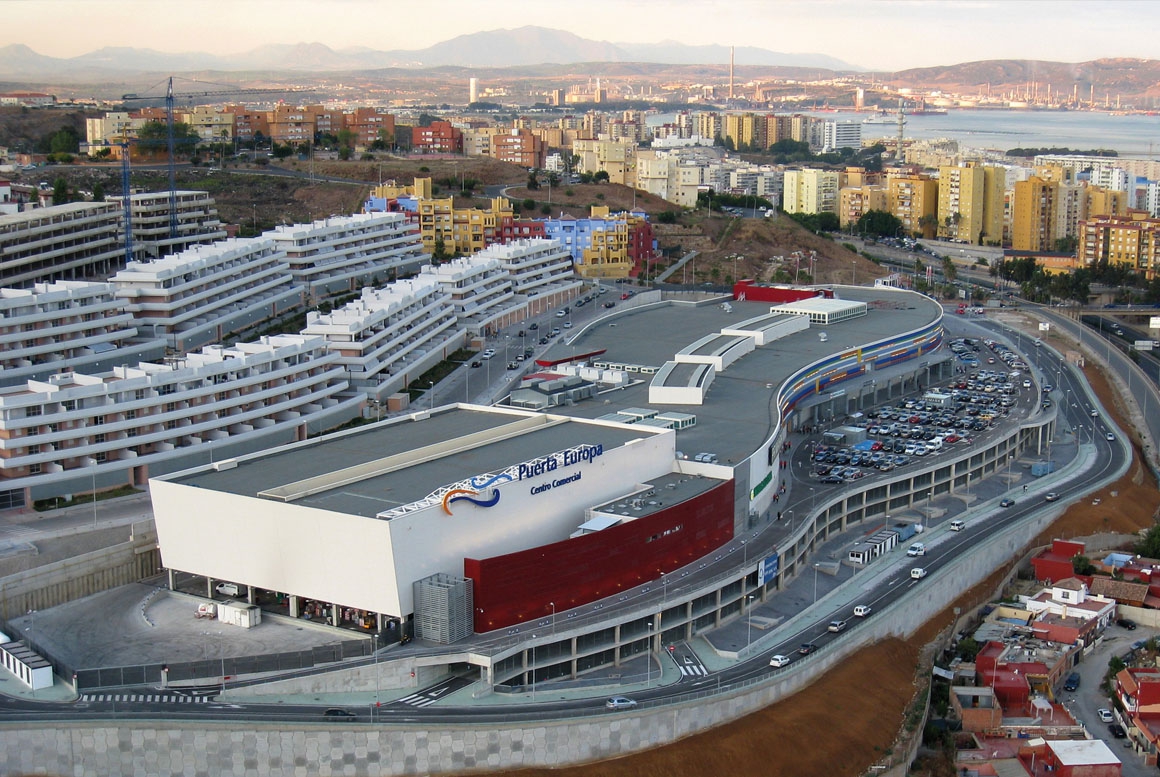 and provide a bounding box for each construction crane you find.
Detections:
[120,77,308,242]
